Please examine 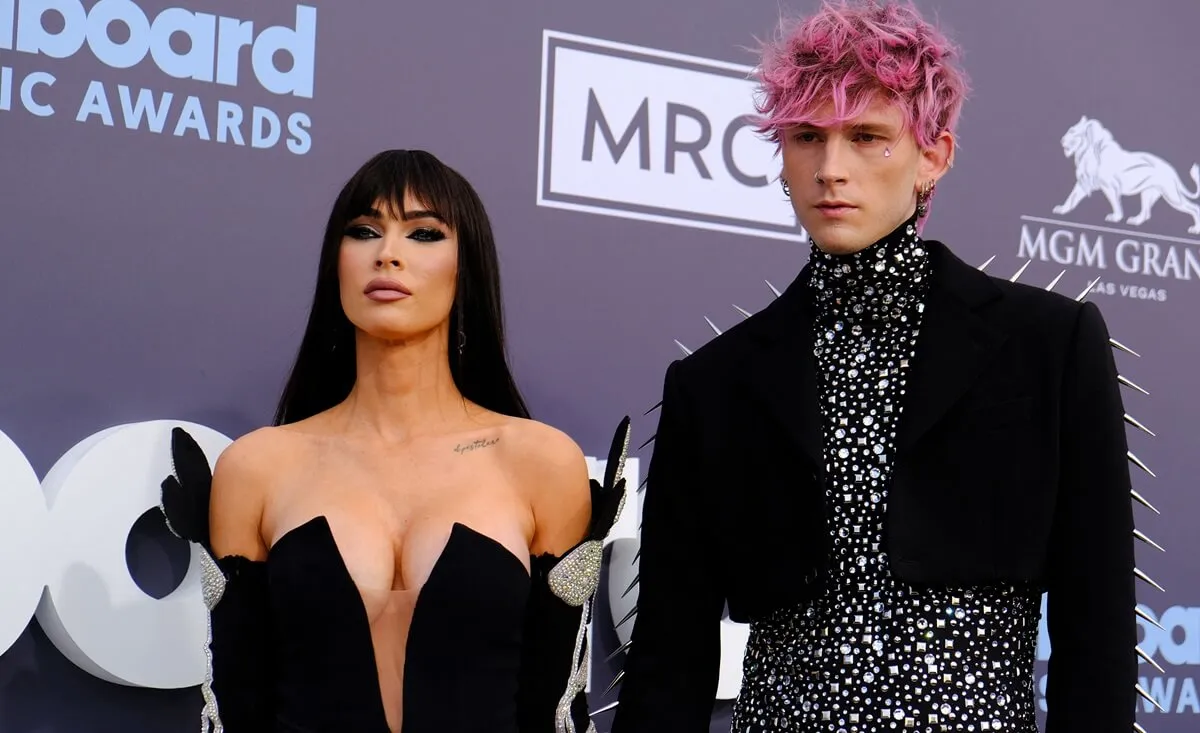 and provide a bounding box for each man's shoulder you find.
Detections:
[991,274,1086,310]
[670,298,781,383]
[982,272,1096,336]
[933,240,1094,333]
